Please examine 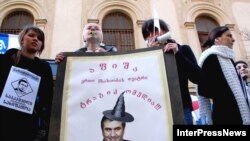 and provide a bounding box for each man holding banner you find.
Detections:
[55,23,117,63]
[141,18,203,125]
[0,25,53,141]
